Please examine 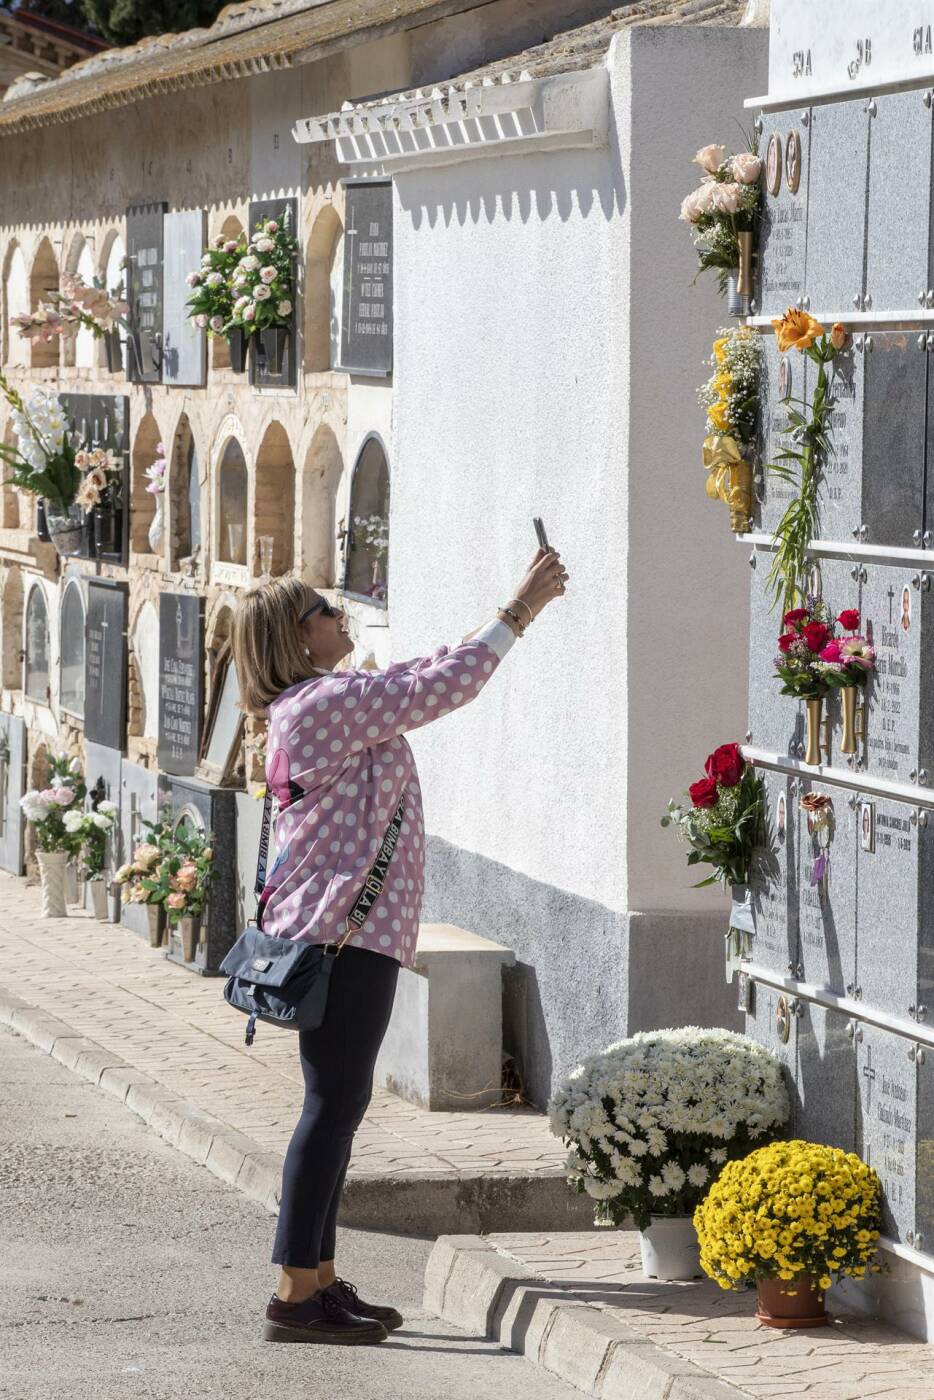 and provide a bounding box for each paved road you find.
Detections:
[0,1025,578,1400]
